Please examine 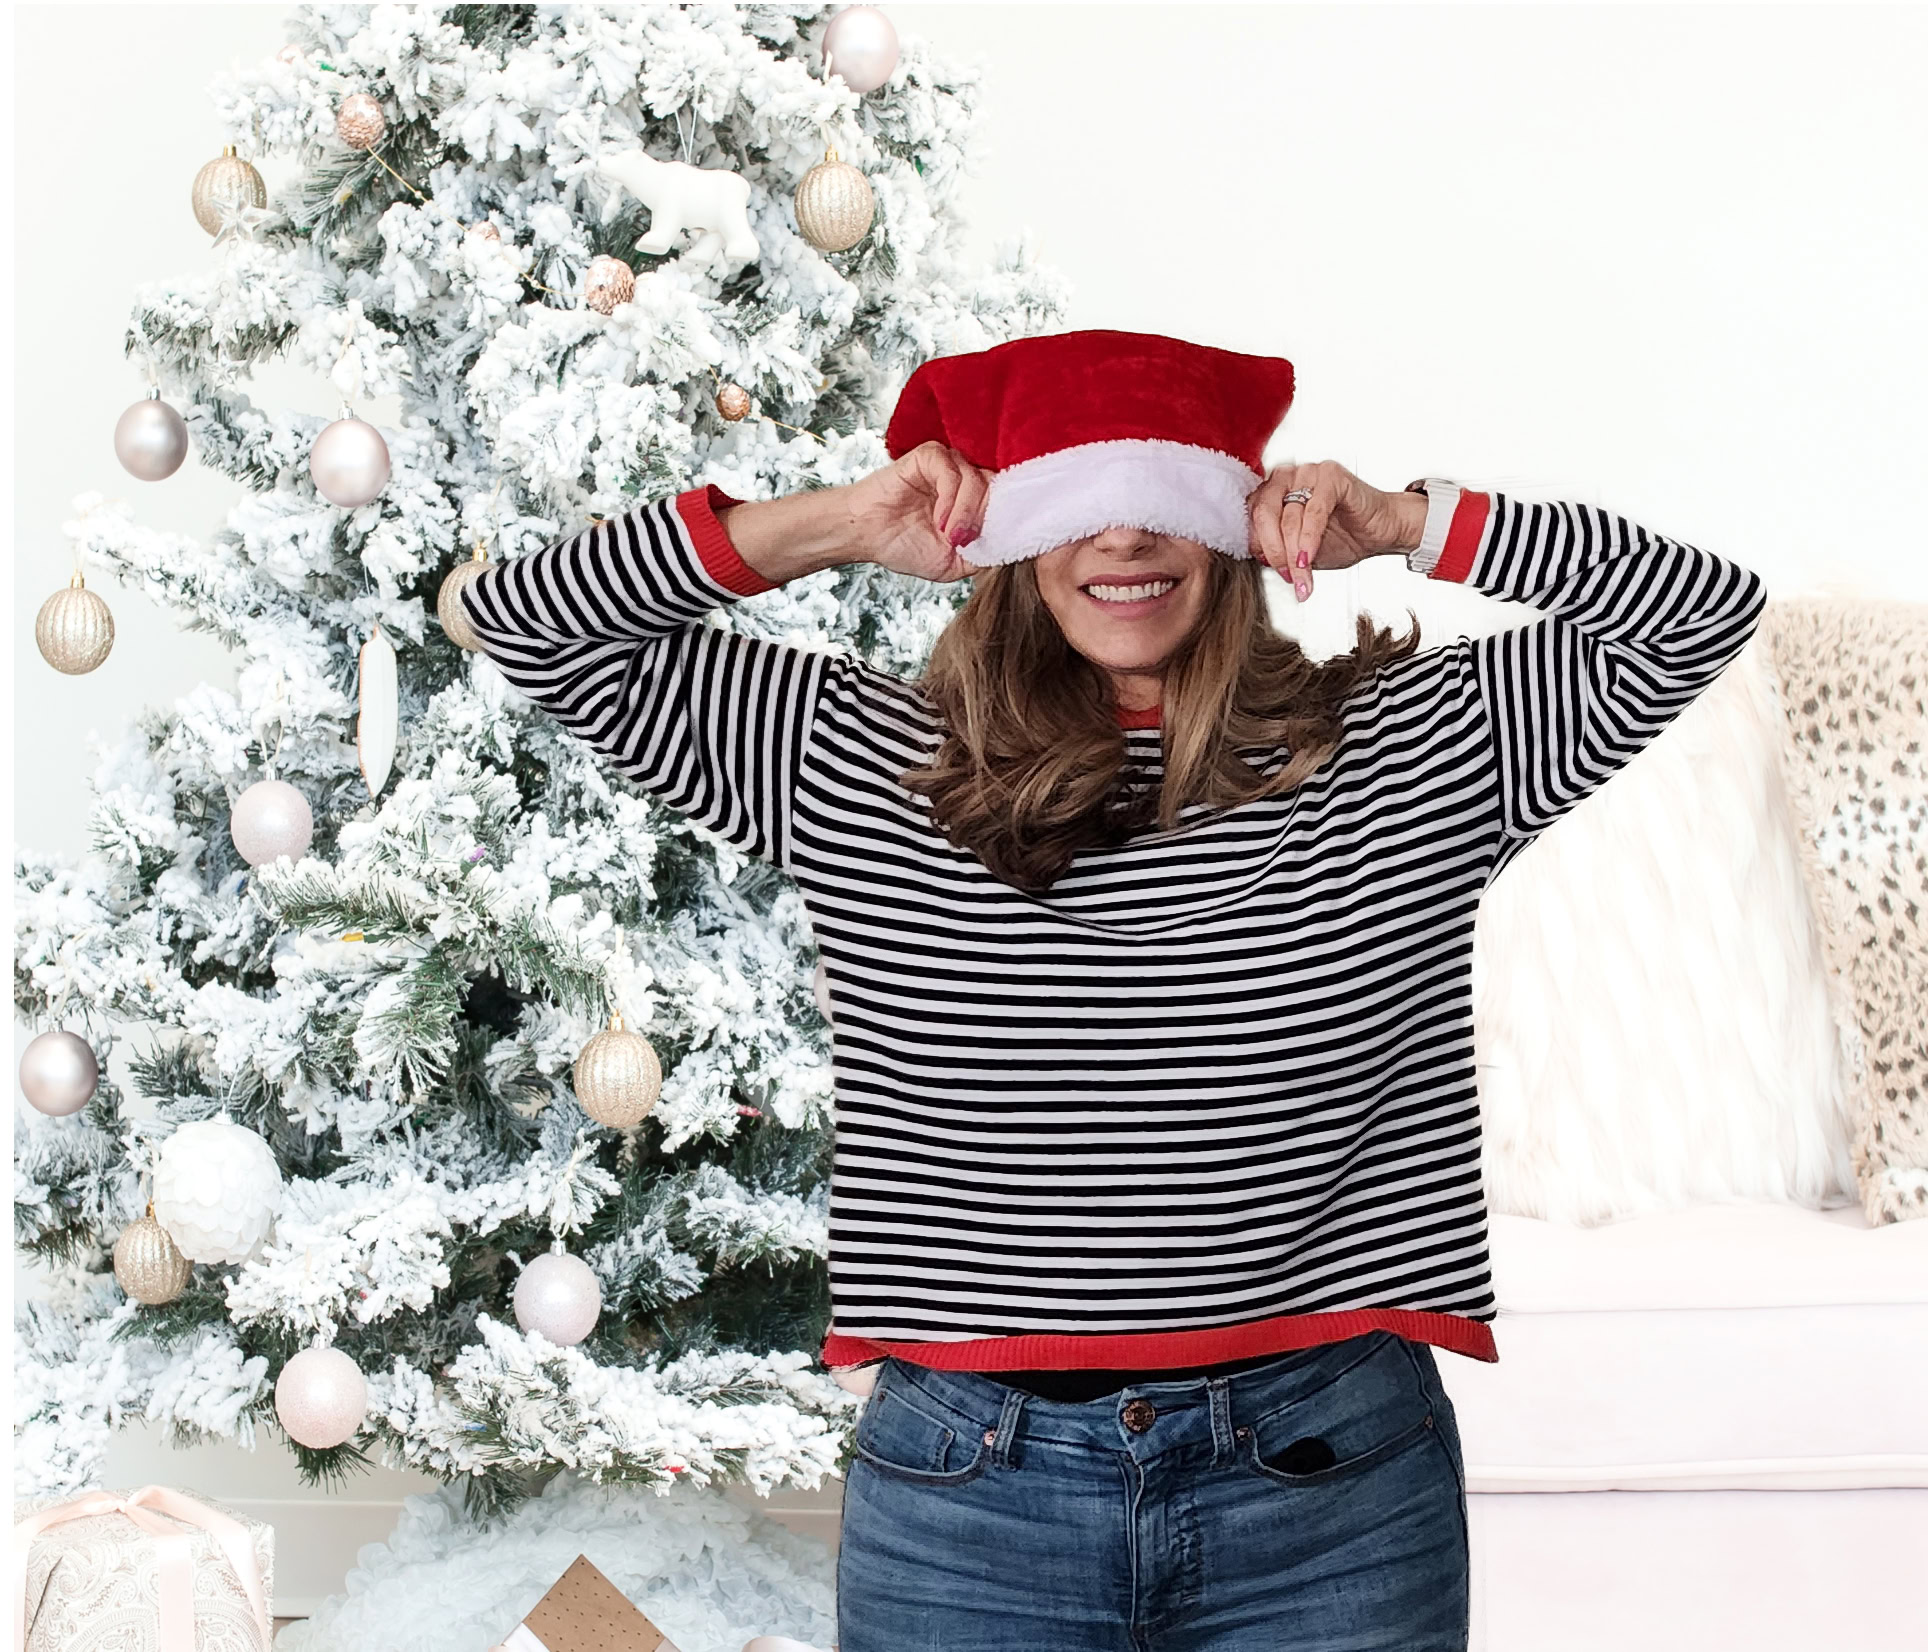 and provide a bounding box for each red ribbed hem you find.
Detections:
[673,483,777,596]
[821,1307,1499,1371]
[1431,489,1488,583]
[1115,702,1162,728]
